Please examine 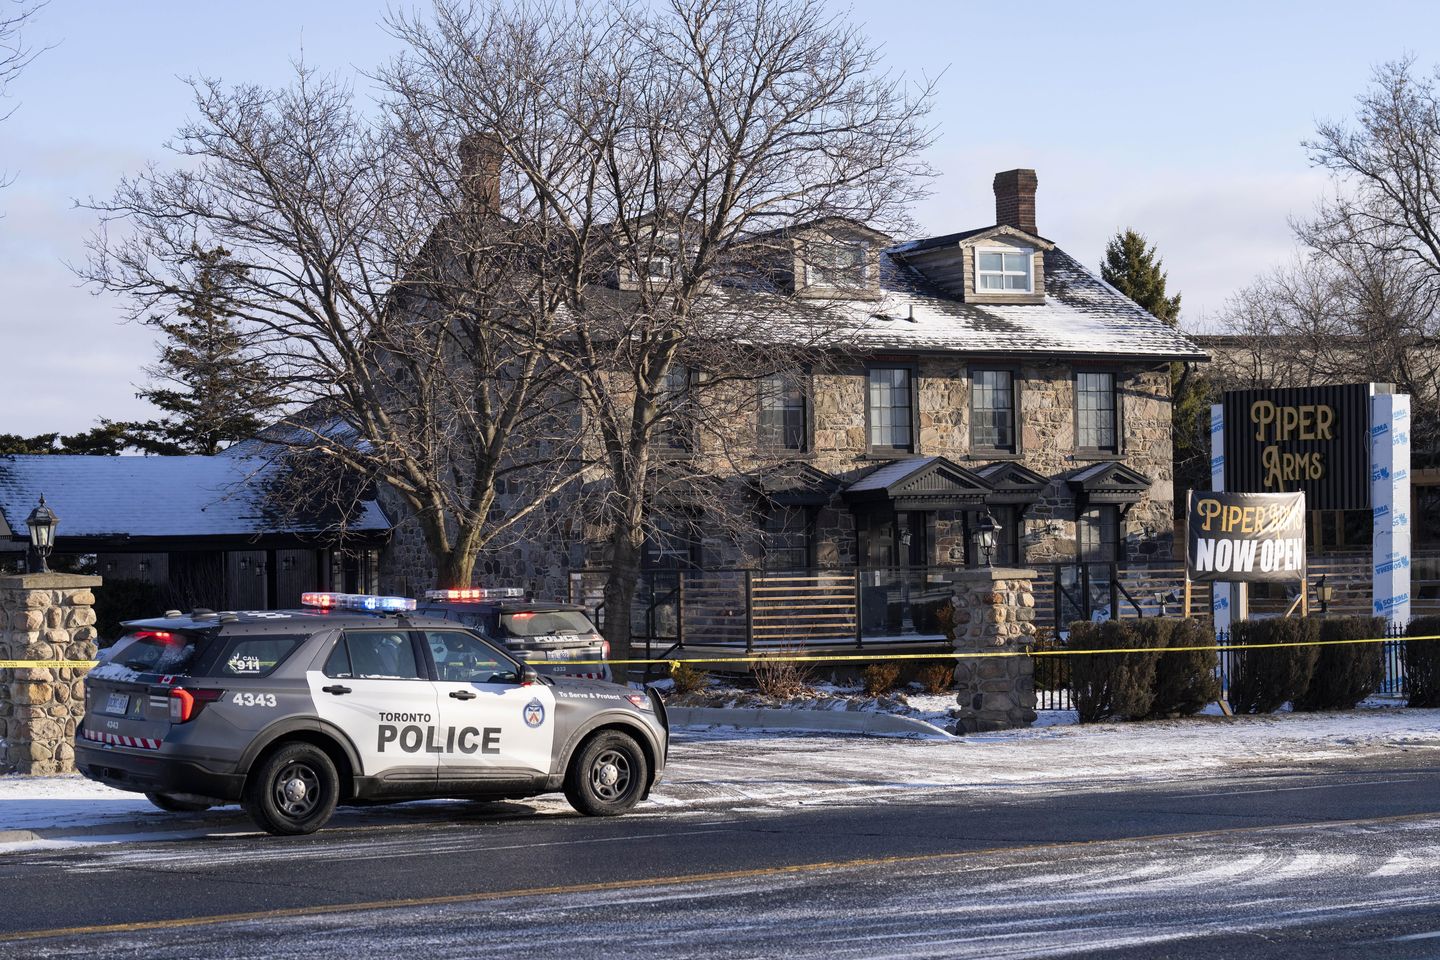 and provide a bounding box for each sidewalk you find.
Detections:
[3,708,1437,846]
